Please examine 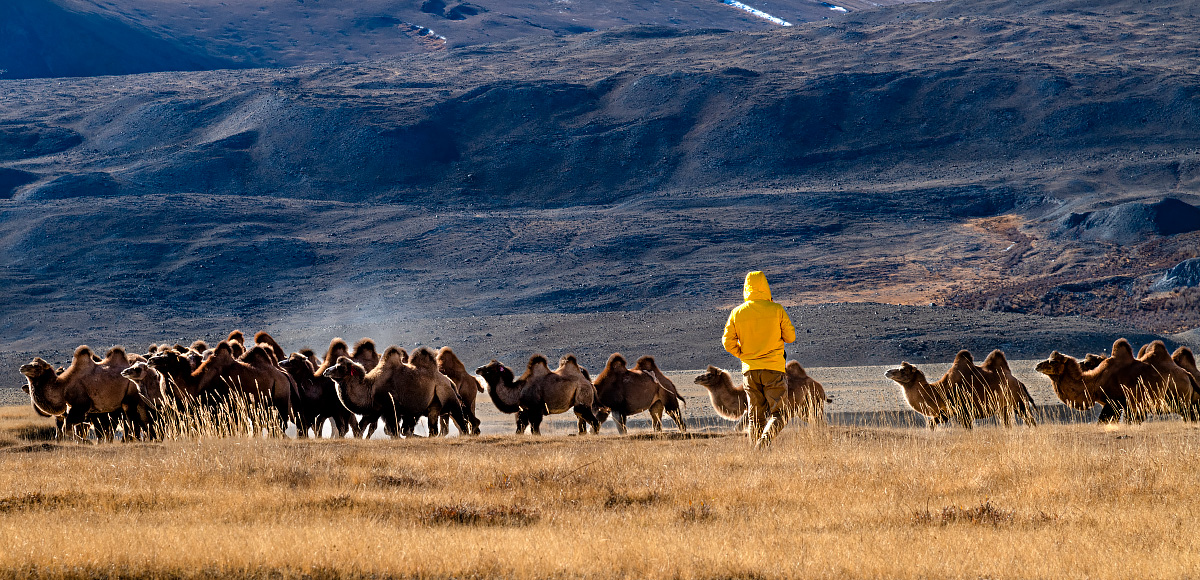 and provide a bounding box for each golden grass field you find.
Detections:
[0,404,1198,580]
